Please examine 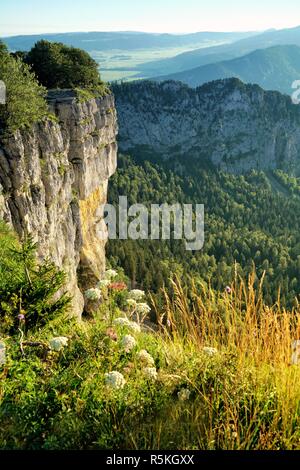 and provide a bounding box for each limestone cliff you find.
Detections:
[113,78,300,174]
[0,90,118,317]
